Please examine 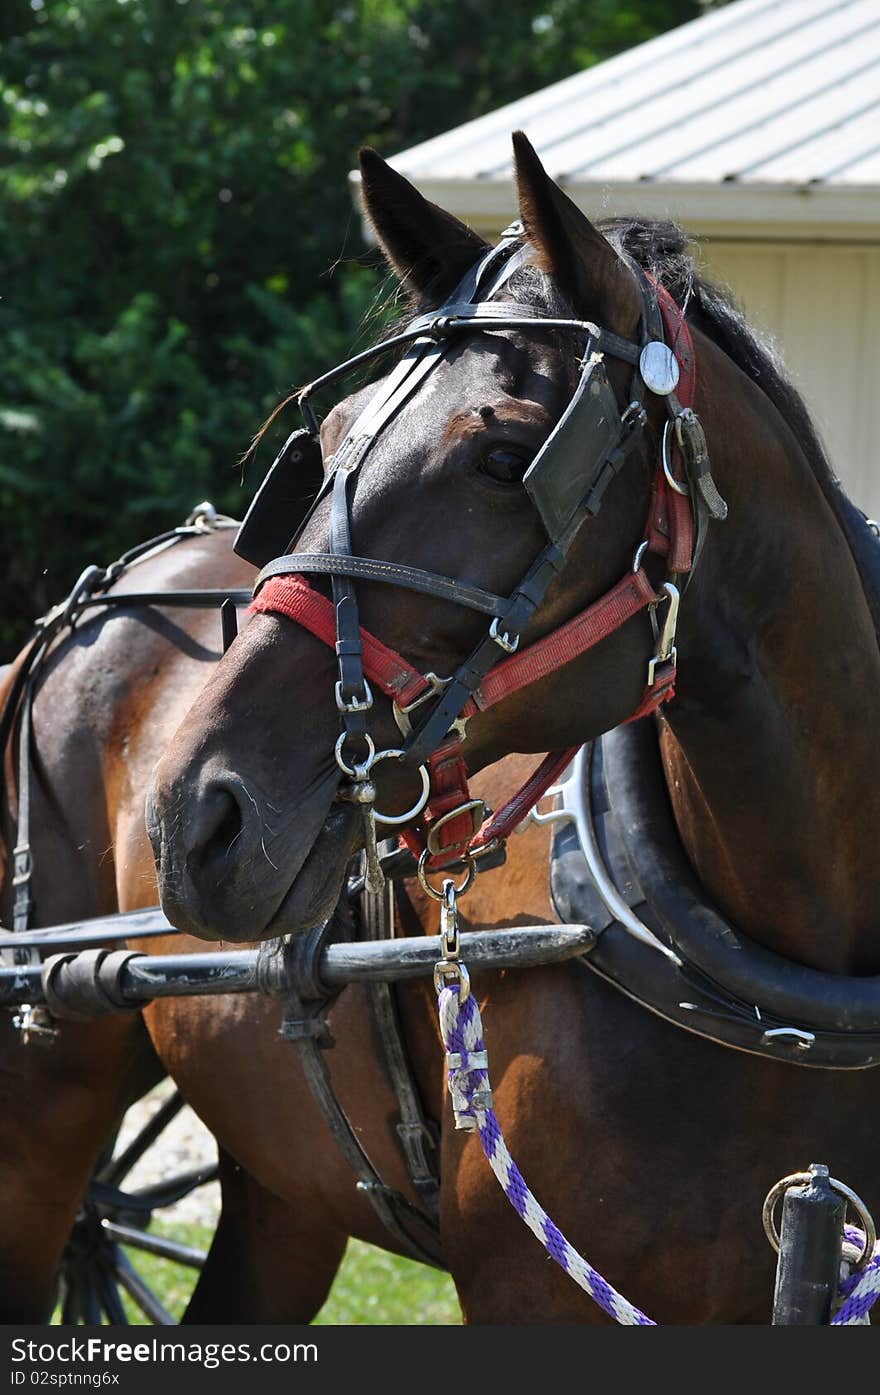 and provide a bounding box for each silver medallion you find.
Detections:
[639,341,680,396]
